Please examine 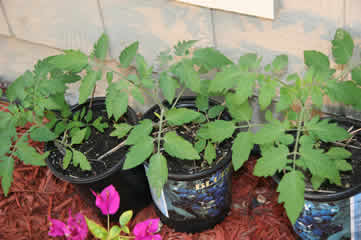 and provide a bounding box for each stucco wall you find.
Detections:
[0,0,360,115]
